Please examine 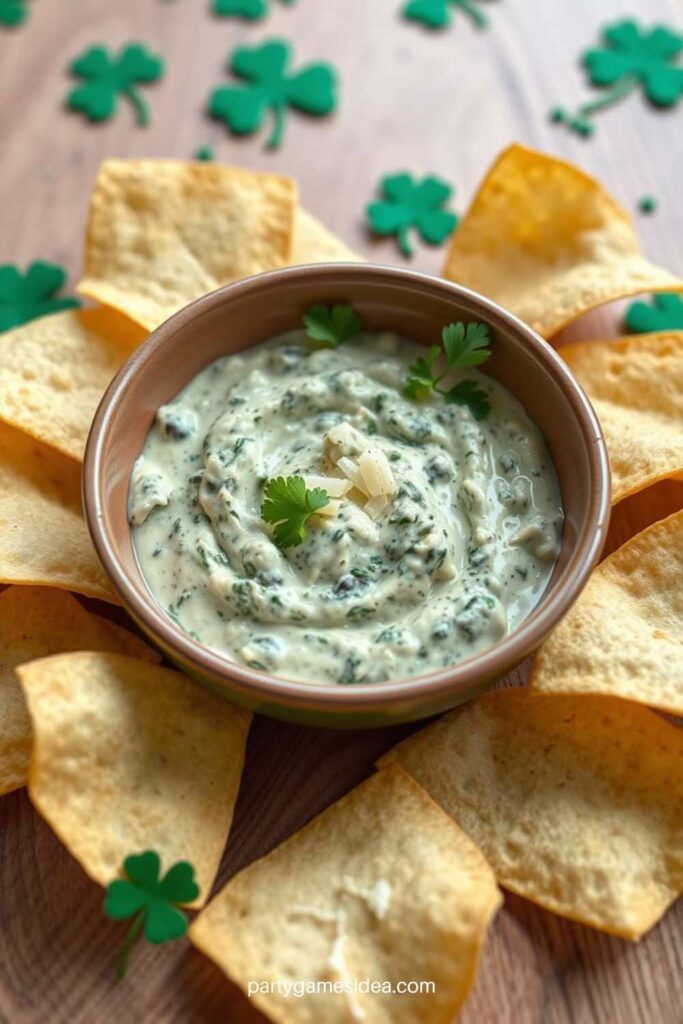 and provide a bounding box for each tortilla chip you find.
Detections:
[0,419,115,601]
[292,208,362,264]
[381,689,682,940]
[0,587,160,797]
[190,765,501,1024]
[18,652,251,906]
[559,332,683,504]
[530,510,683,715]
[443,144,681,337]
[77,160,297,332]
[0,308,145,462]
